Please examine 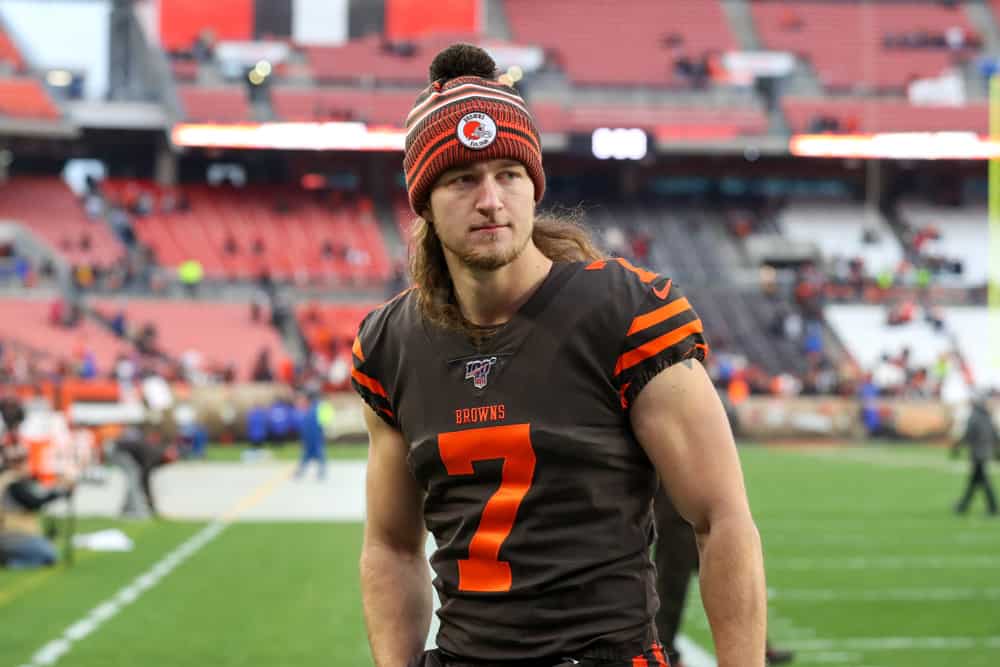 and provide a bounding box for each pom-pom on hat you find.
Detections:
[403,43,545,216]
